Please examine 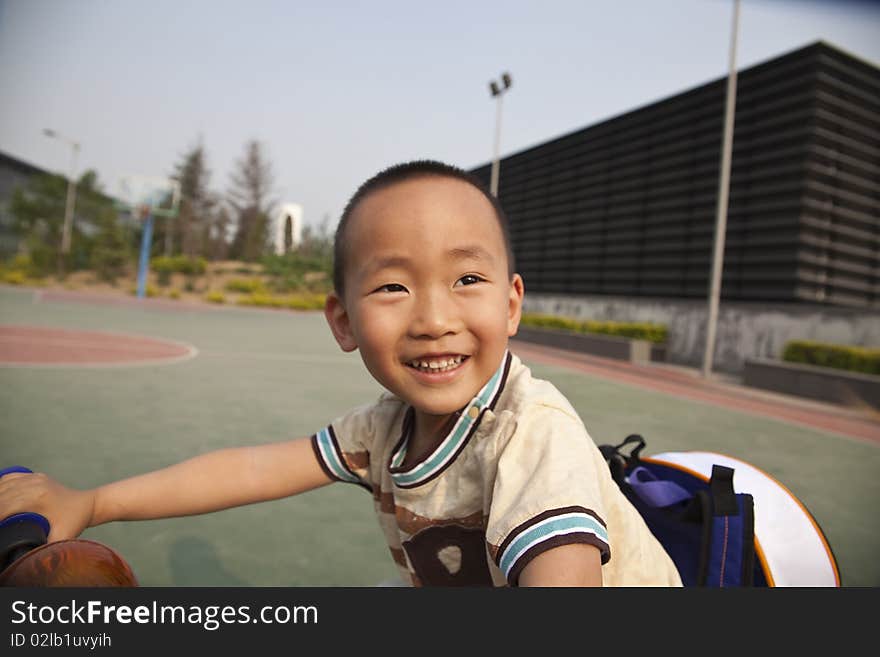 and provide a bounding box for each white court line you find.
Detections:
[0,324,199,369]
